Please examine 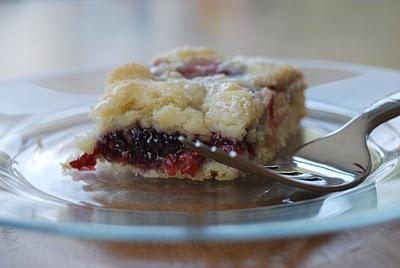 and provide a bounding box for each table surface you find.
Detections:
[1,1,400,267]
[2,221,400,268]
